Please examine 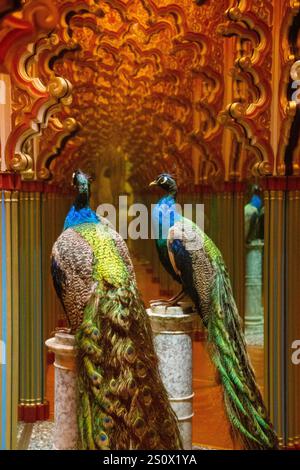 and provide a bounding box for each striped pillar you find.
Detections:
[232,186,246,320]
[0,177,72,440]
[264,183,286,446]
[18,186,72,421]
[42,191,69,342]
[18,189,49,422]
[263,177,300,448]
[209,184,245,318]
[0,188,19,449]
[286,186,300,448]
